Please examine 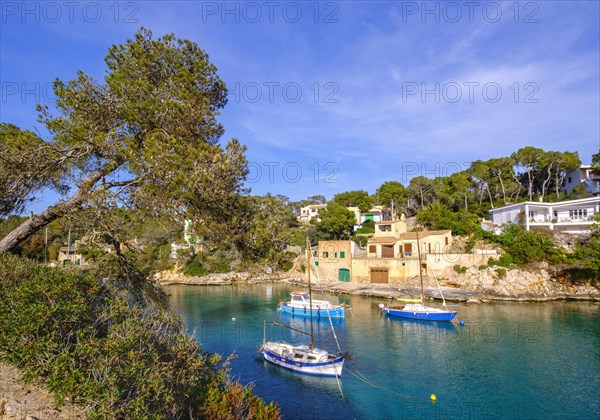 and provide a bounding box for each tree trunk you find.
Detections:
[540,164,554,202]
[0,162,119,254]
[527,169,534,200]
[497,174,507,205]
[478,183,484,207]
[555,173,563,199]
[487,184,495,208]
[511,170,522,200]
